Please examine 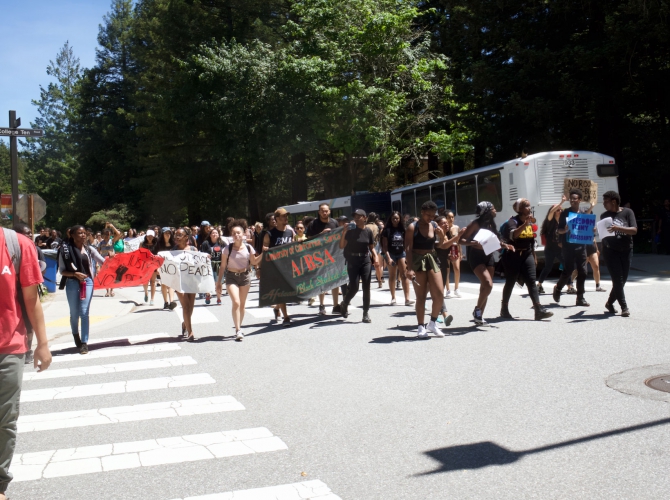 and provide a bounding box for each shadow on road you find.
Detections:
[417,417,670,475]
